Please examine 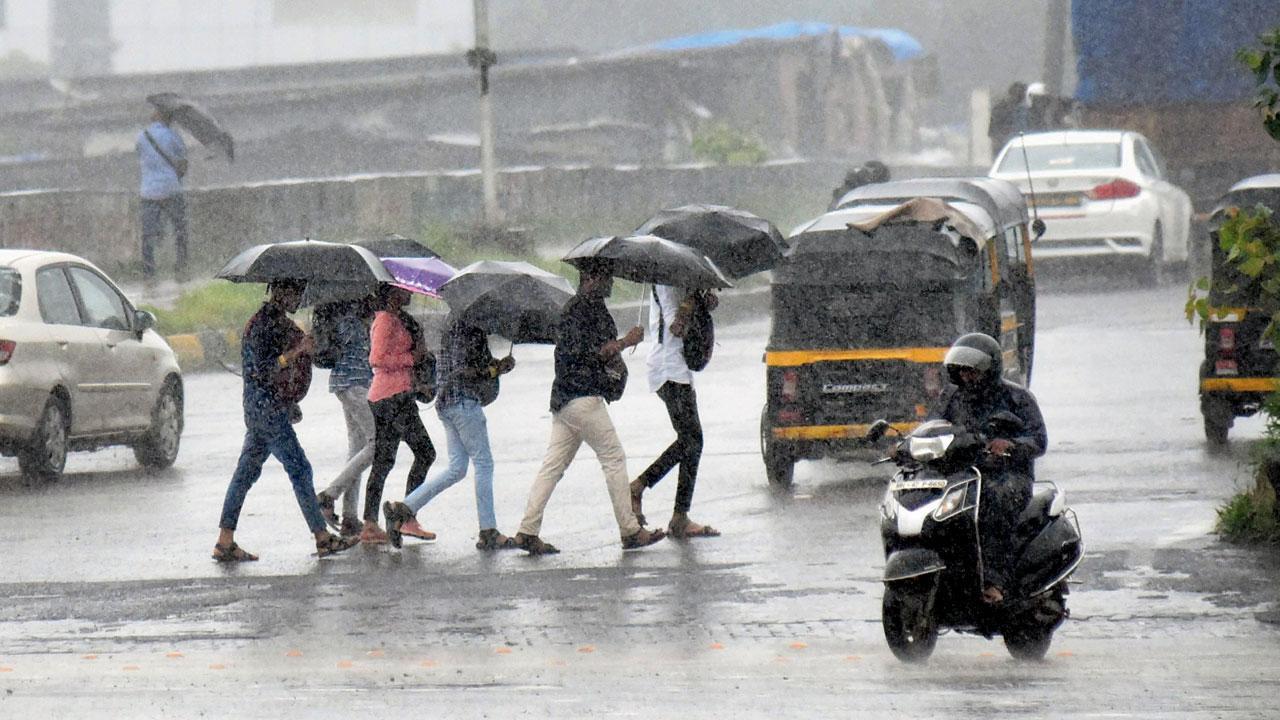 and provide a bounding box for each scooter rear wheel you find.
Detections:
[882,579,938,663]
